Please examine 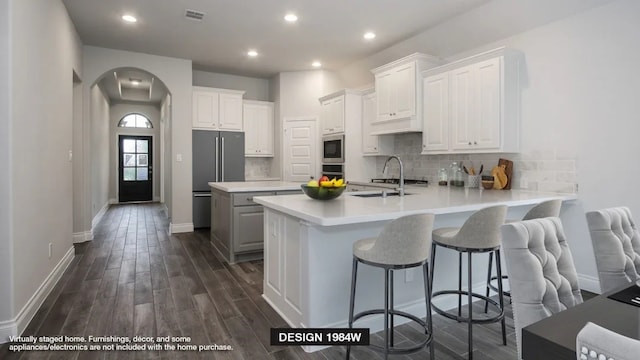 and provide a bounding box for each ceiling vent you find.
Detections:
[185,9,205,21]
